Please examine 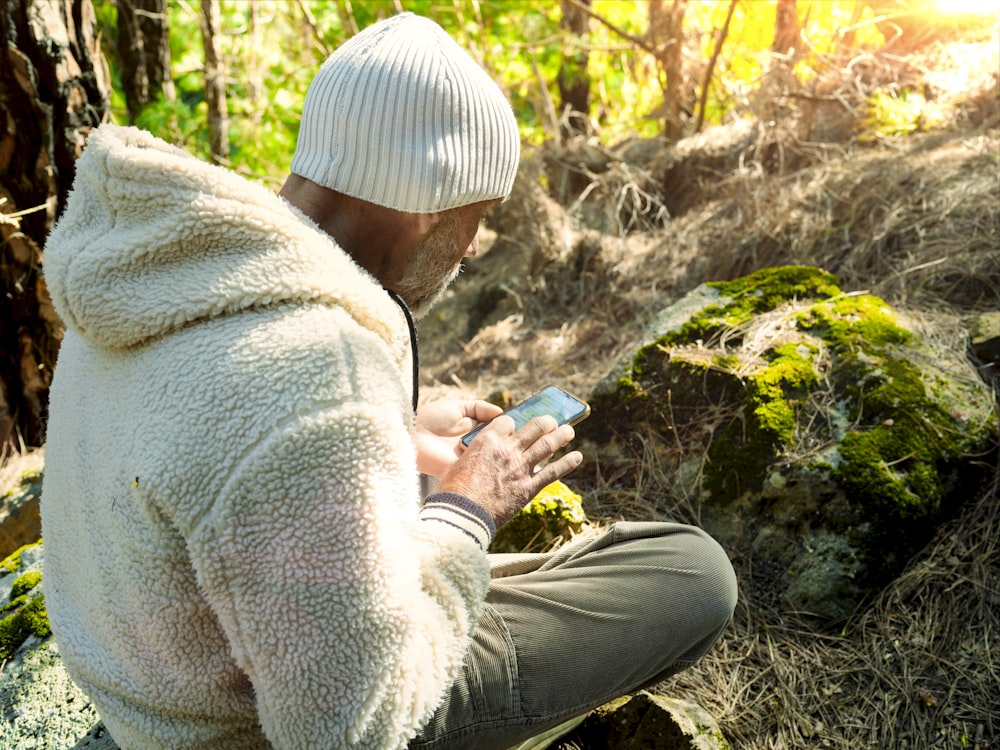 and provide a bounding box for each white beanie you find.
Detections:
[290,13,520,213]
